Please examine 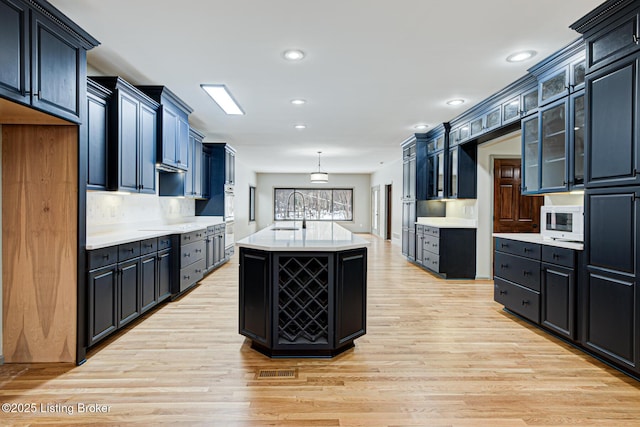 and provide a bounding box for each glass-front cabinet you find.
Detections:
[502,96,521,124]
[426,134,445,199]
[539,68,569,106]
[570,90,585,188]
[447,148,458,198]
[522,115,540,194]
[522,87,539,116]
[540,98,568,191]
